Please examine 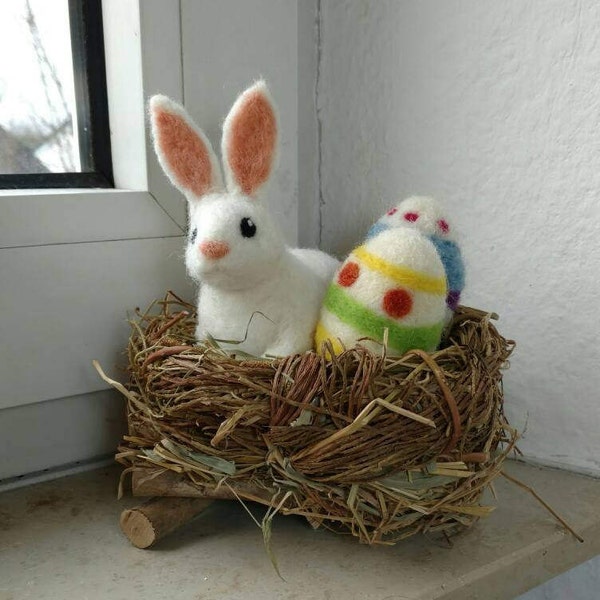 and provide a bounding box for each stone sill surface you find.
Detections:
[0,460,599,600]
